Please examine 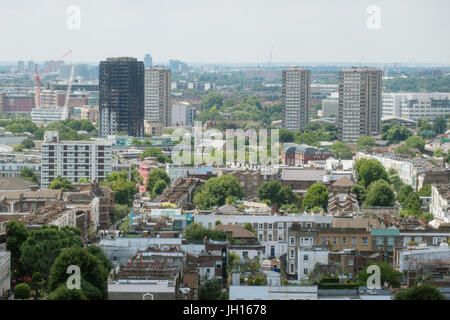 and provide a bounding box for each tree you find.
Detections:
[403,192,422,216]
[102,171,138,206]
[6,220,29,278]
[49,246,109,300]
[433,115,447,134]
[48,176,74,190]
[395,283,445,300]
[243,222,256,234]
[119,219,130,233]
[139,147,167,163]
[29,272,44,300]
[302,183,329,212]
[194,175,243,209]
[257,181,299,209]
[382,125,412,143]
[397,184,414,208]
[357,136,376,151]
[364,180,395,207]
[13,144,24,152]
[183,222,227,241]
[153,179,168,196]
[87,245,112,277]
[357,262,402,288]
[279,129,295,143]
[200,92,224,110]
[405,135,425,152]
[280,203,300,213]
[434,148,445,158]
[14,283,31,300]
[19,167,39,185]
[351,184,366,204]
[388,174,404,193]
[258,181,282,204]
[19,225,82,280]
[199,277,222,300]
[355,159,388,189]
[193,191,217,210]
[46,284,87,300]
[417,184,431,197]
[112,204,129,225]
[146,169,171,193]
[21,137,35,149]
